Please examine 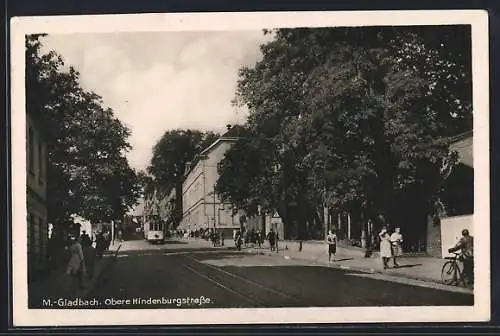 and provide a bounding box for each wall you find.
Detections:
[182,161,204,216]
[426,216,442,258]
[26,114,48,276]
[440,214,473,258]
[26,115,47,201]
[450,135,473,168]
